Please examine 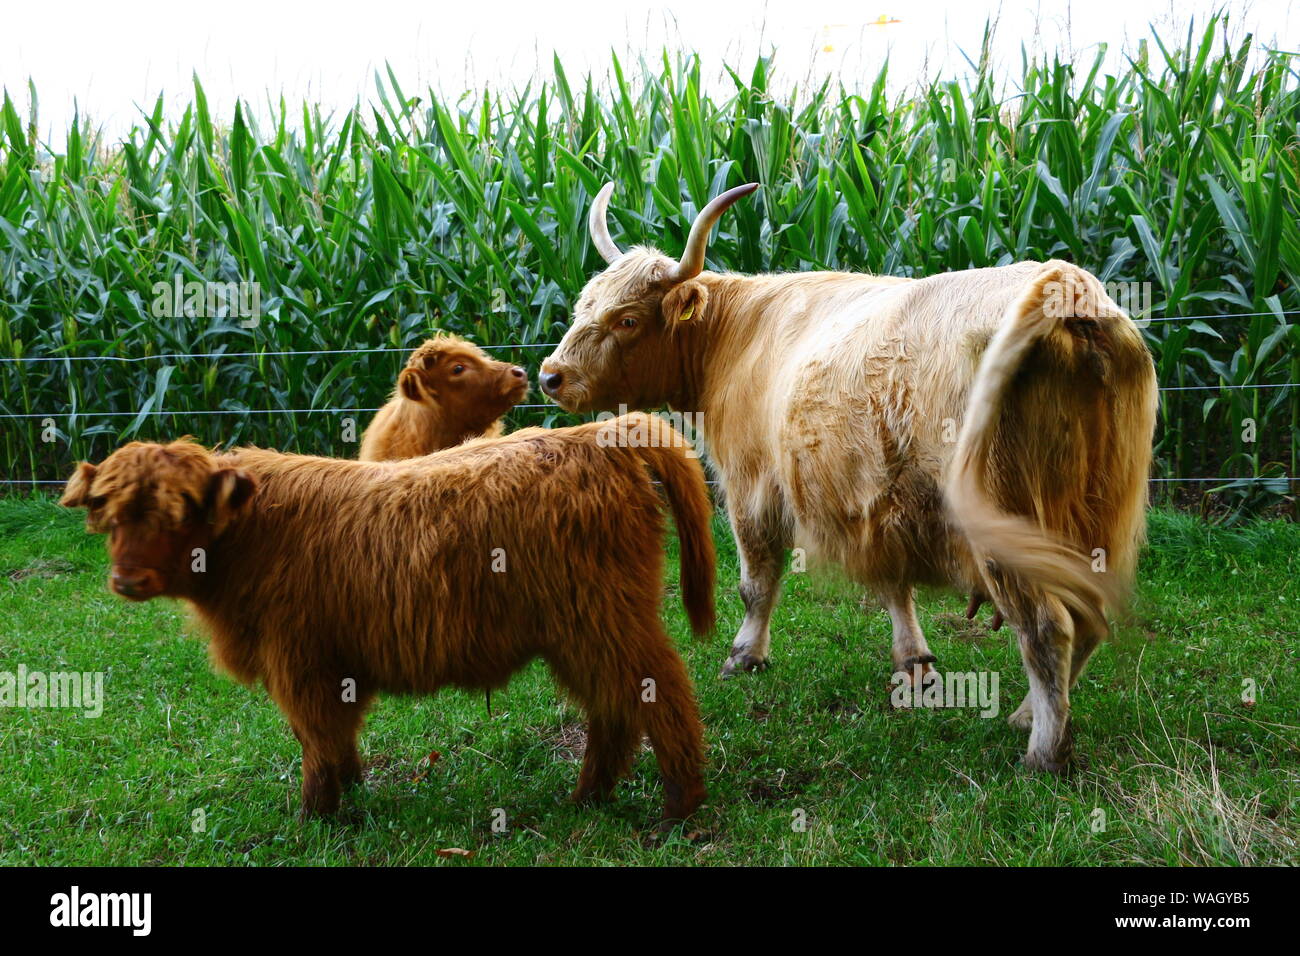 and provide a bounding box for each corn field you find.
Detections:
[1,17,1297,517]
